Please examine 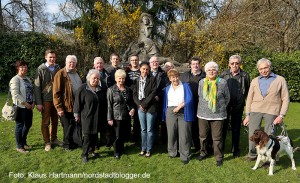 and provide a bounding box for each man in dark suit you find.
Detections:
[180,56,206,152]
